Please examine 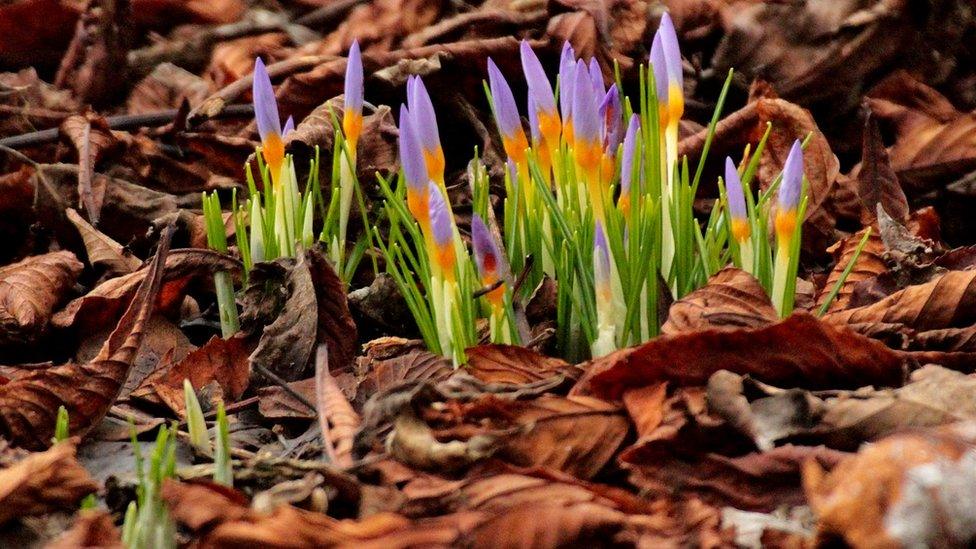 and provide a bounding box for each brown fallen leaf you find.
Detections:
[354,338,453,408]
[825,269,976,332]
[856,107,909,224]
[814,227,887,314]
[65,207,142,277]
[53,0,131,107]
[46,508,124,549]
[662,267,776,335]
[576,312,905,401]
[58,112,119,225]
[0,250,83,348]
[306,246,358,374]
[804,421,976,548]
[0,227,171,449]
[315,345,360,468]
[52,248,240,333]
[463,344,582,385]
[130,334,252,415]
[0,440,97,525]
